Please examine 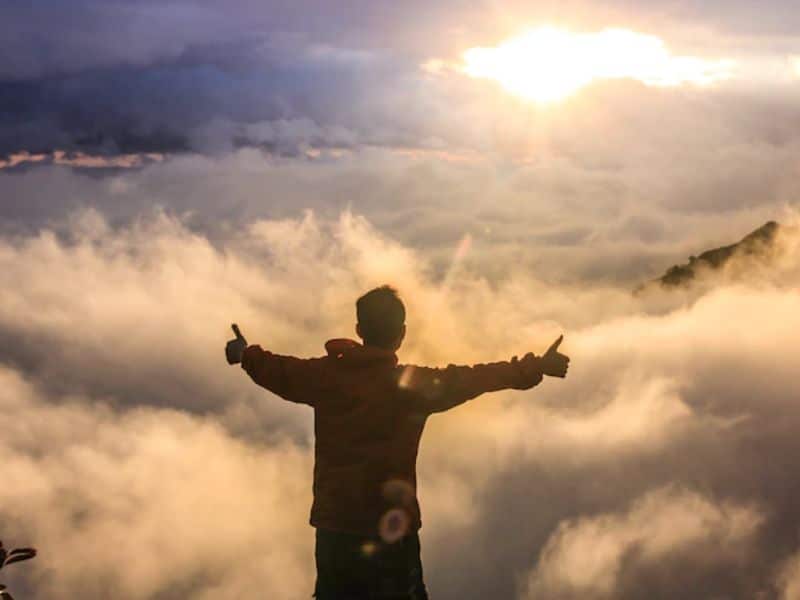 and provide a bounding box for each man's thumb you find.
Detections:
[232,323,245,341]
[546,334,563,354]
